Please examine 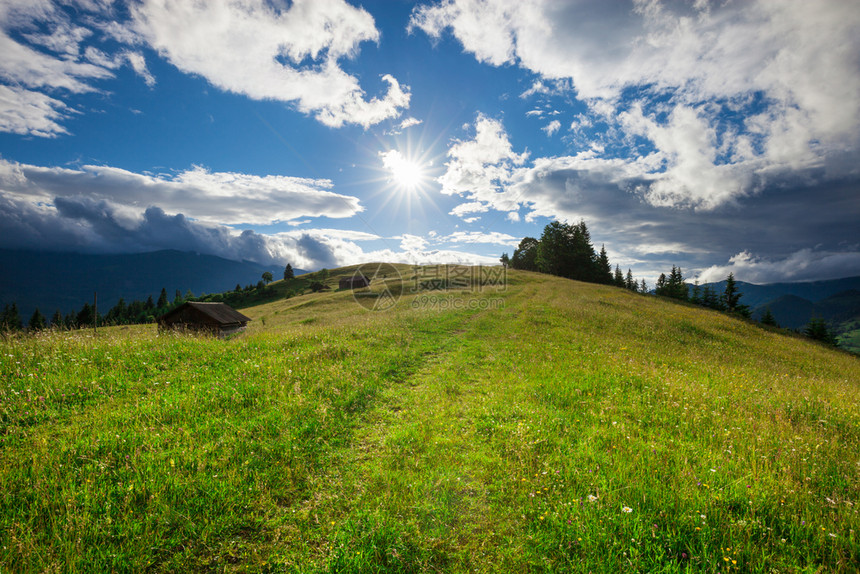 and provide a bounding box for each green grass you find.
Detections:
[1,268,859,572]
